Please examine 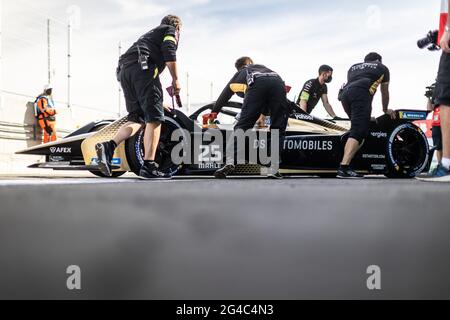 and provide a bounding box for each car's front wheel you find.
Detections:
[385,123,429,178]
[125,118,186,176]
